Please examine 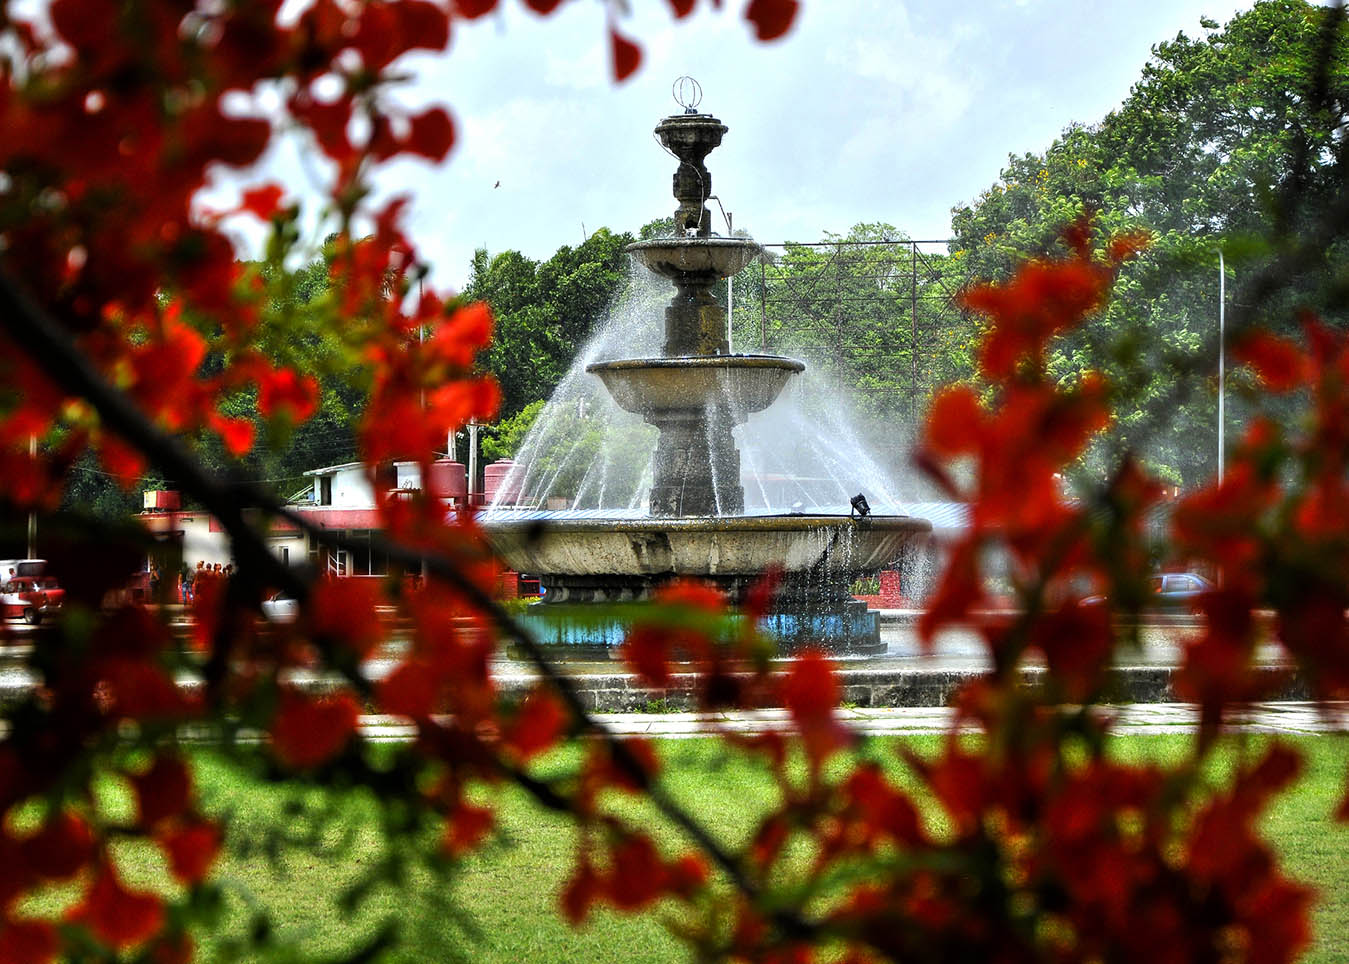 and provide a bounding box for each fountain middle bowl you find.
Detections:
[587,355,806,420]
